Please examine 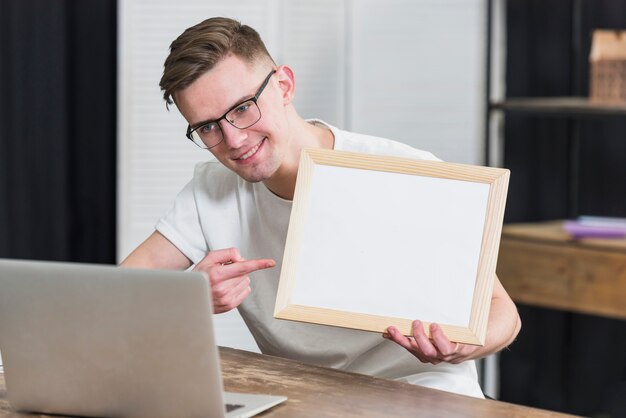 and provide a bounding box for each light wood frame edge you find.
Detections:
[275,305,482,345]
[274,149,510,346]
